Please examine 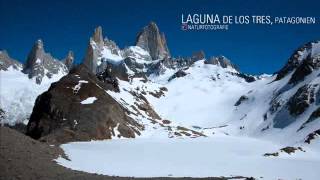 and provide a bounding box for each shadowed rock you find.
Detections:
[26,64,143,144]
